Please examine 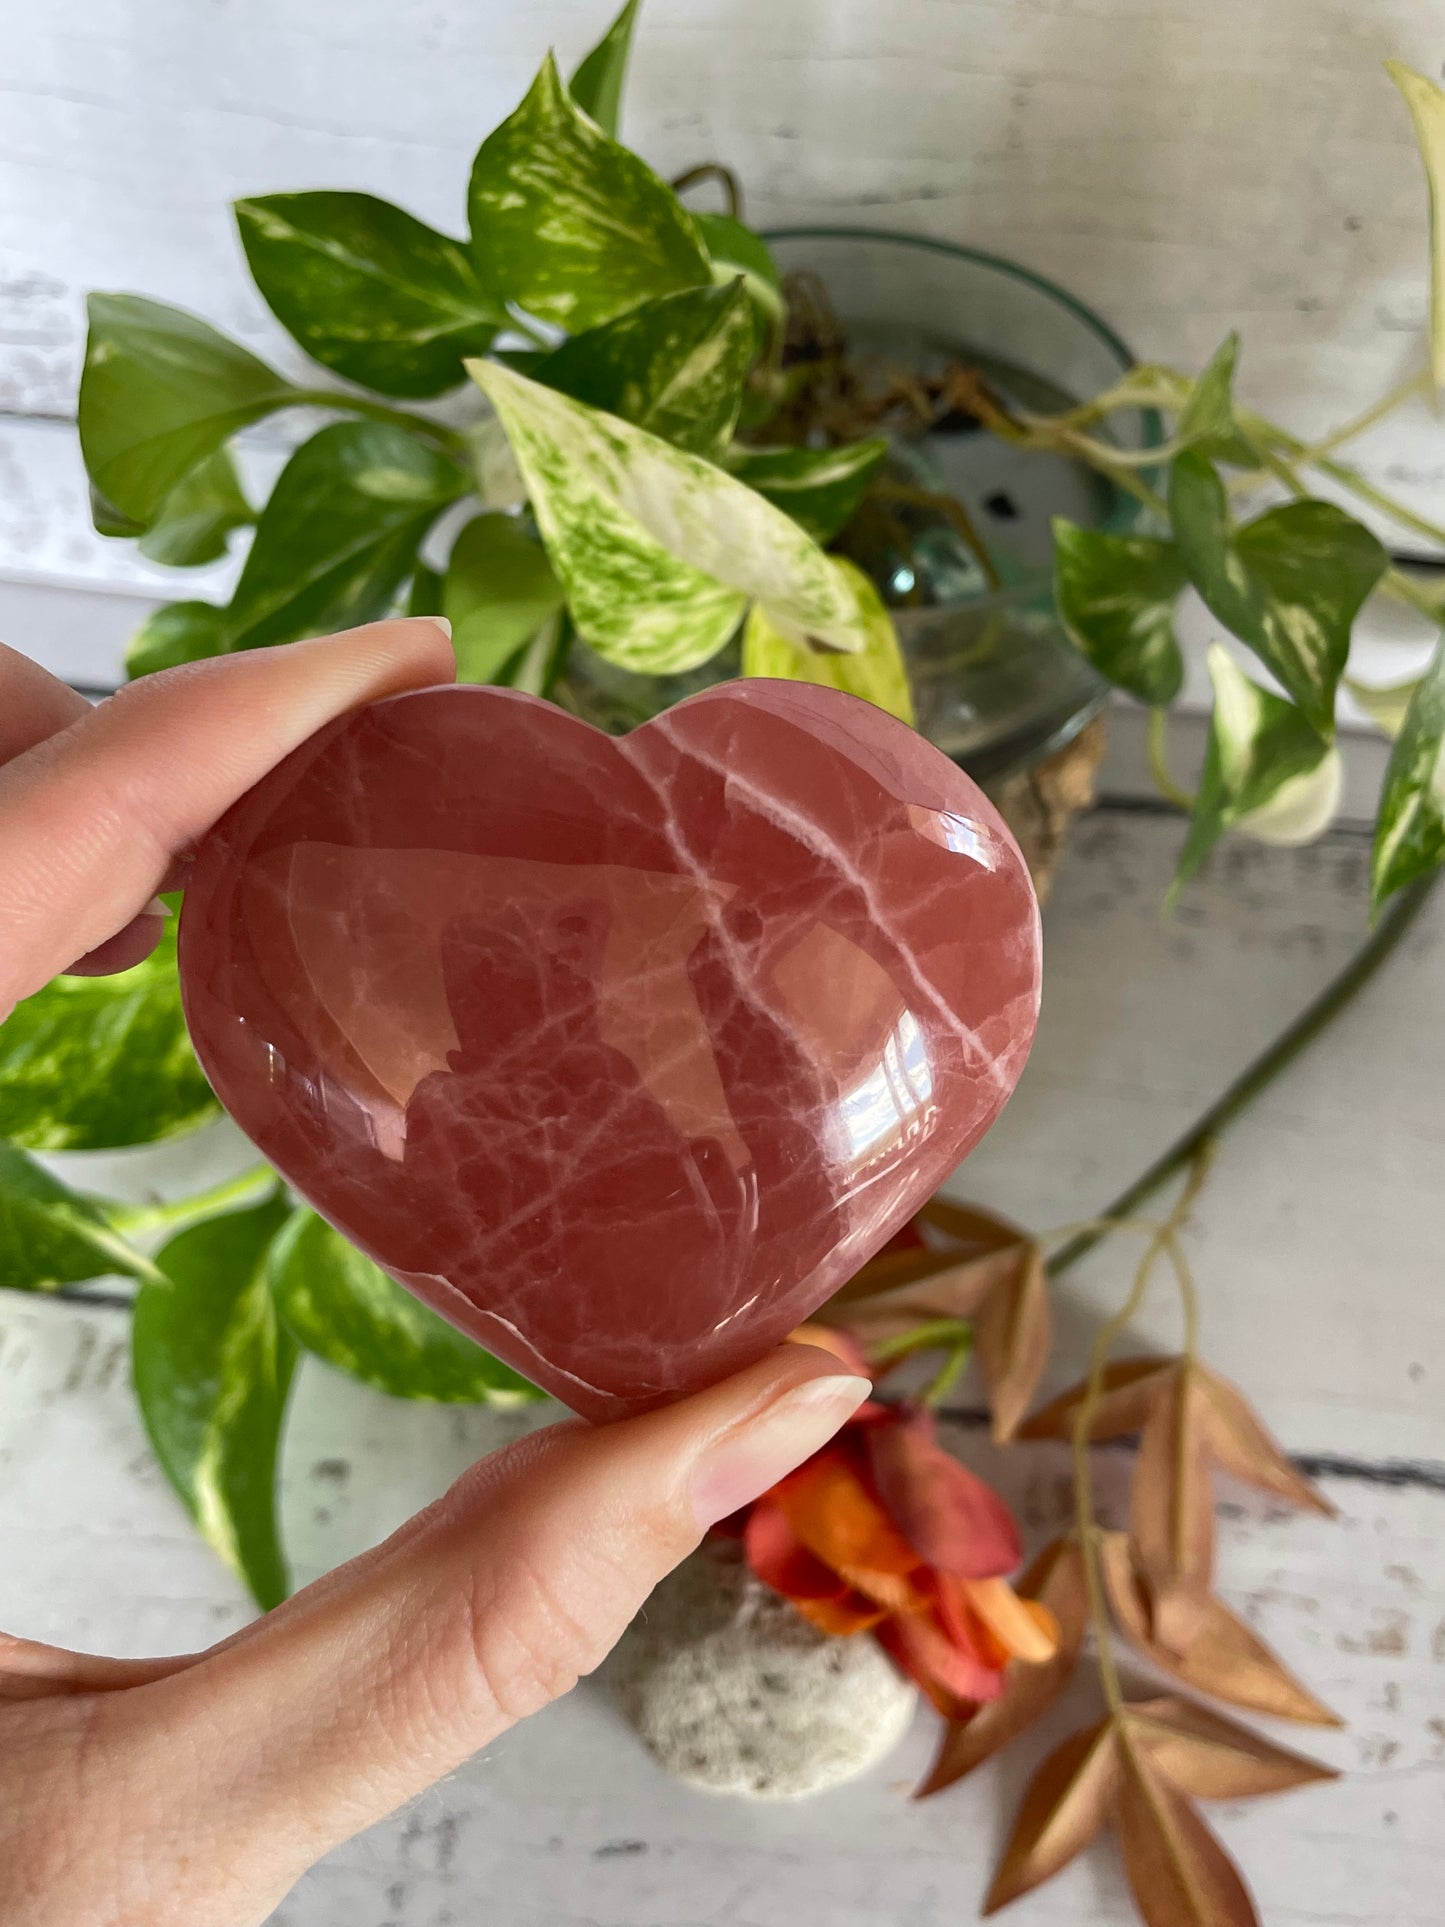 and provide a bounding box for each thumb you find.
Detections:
[98,1344,869,1915]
